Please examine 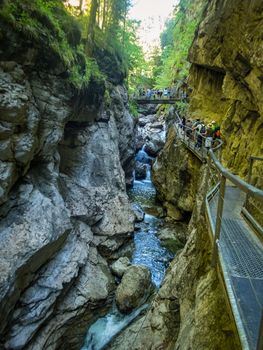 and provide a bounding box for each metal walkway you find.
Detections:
[174,116,263,350]
[208,186,263,349]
